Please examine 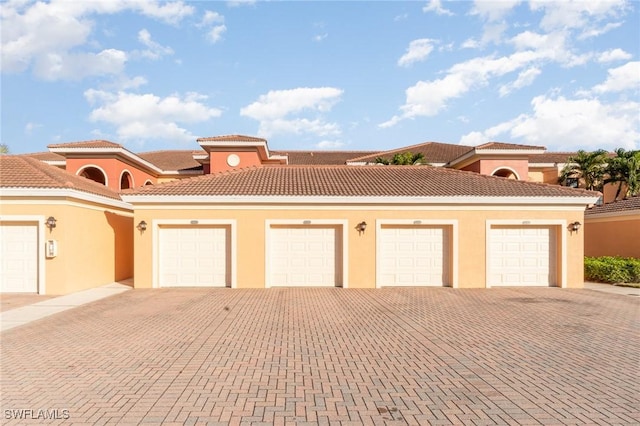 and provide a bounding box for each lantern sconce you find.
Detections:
[45,216,57,231]
[569,221,581,233]
[137,220,148,232]
[356,221,367,235]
